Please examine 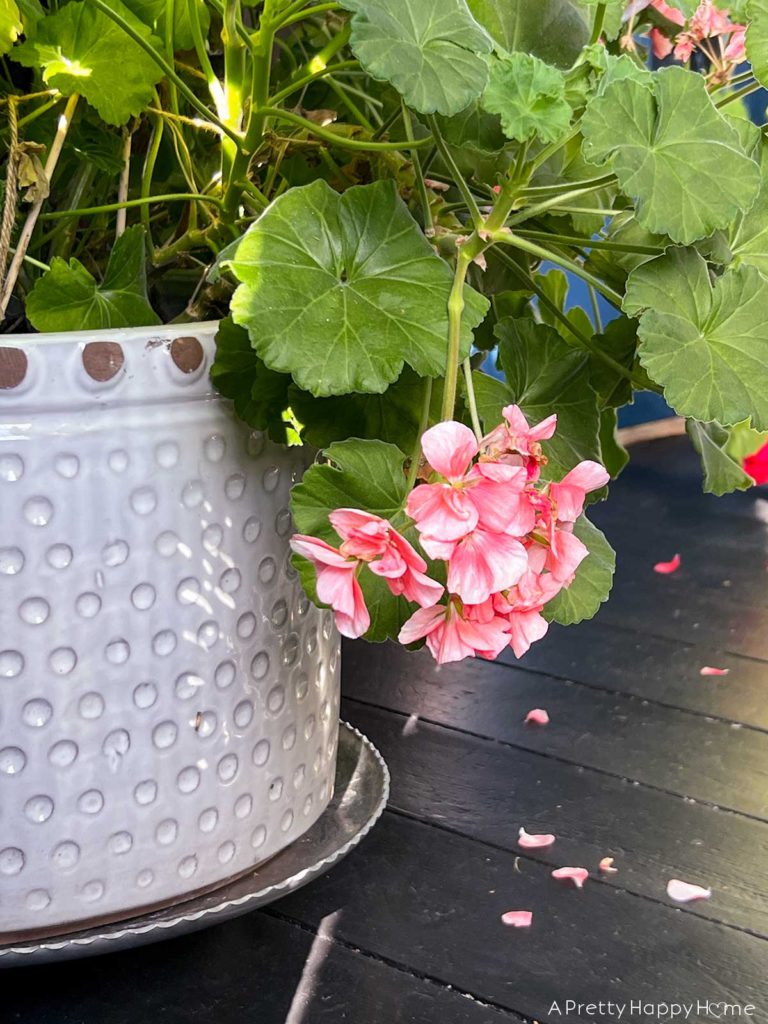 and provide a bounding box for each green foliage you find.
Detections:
[624,247,768,430]
[26,226,159,331]
[6,0,768,648]
[14,0,165,125]
[467,0,589,68]
[543,515,616,625]
[483,53,573,145]
[228,179,488,397]
[210,318,293,443]
[582,66,760,244]
[0,0,22,54]
[342,0,492,116]
[686,420,756,496]
[472,318,602,481]
[121,0,210,51]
